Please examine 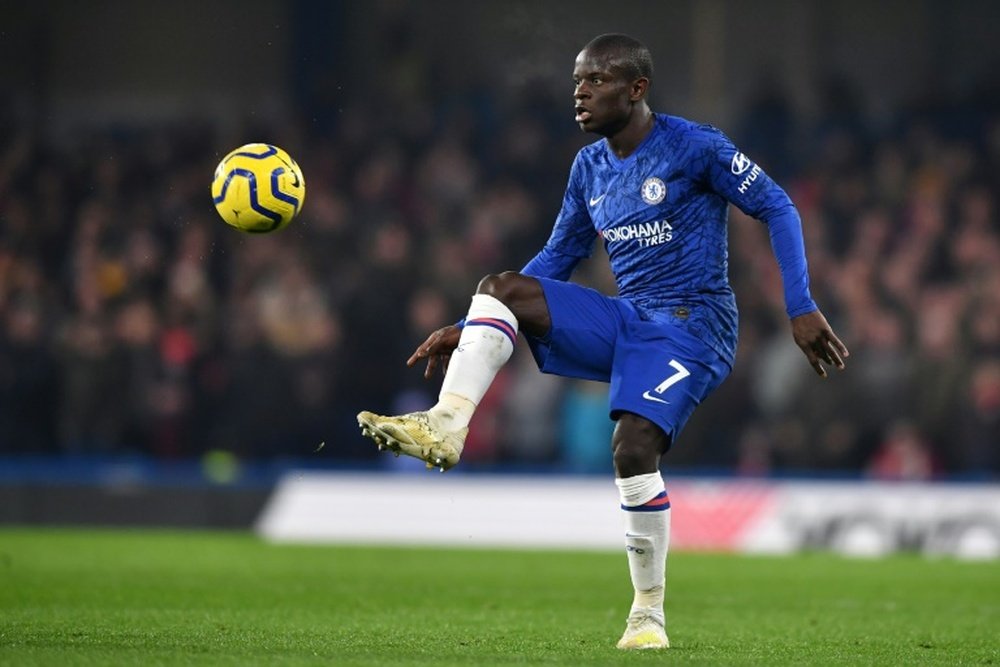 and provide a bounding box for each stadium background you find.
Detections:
[1,0,999,529]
